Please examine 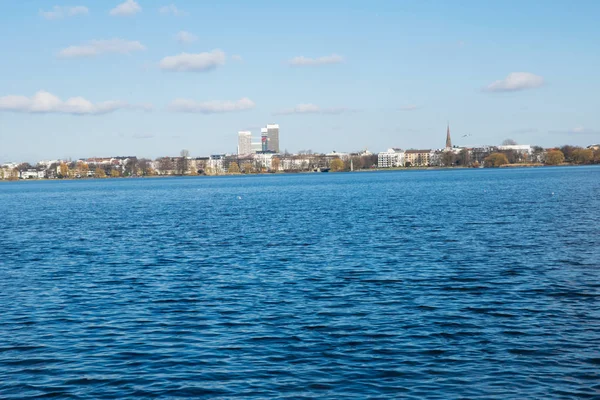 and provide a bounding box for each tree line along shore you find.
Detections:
[1,144,599,181]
